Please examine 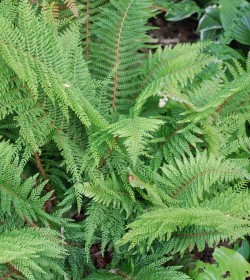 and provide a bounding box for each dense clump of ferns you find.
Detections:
[0,0,249,279]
